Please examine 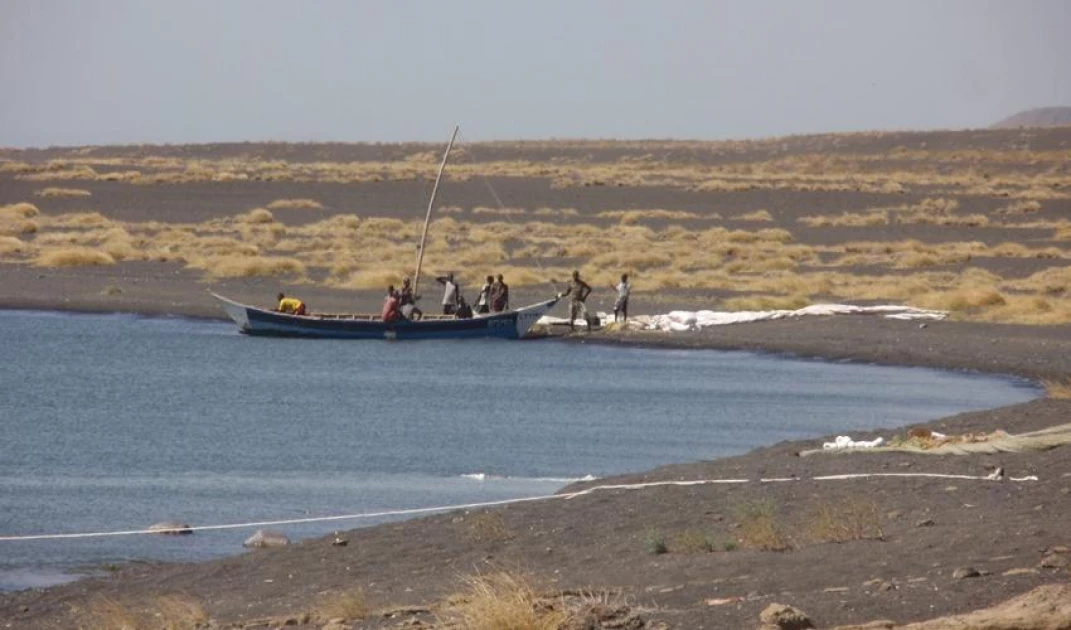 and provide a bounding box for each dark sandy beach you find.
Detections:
[2,131,1070,628]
